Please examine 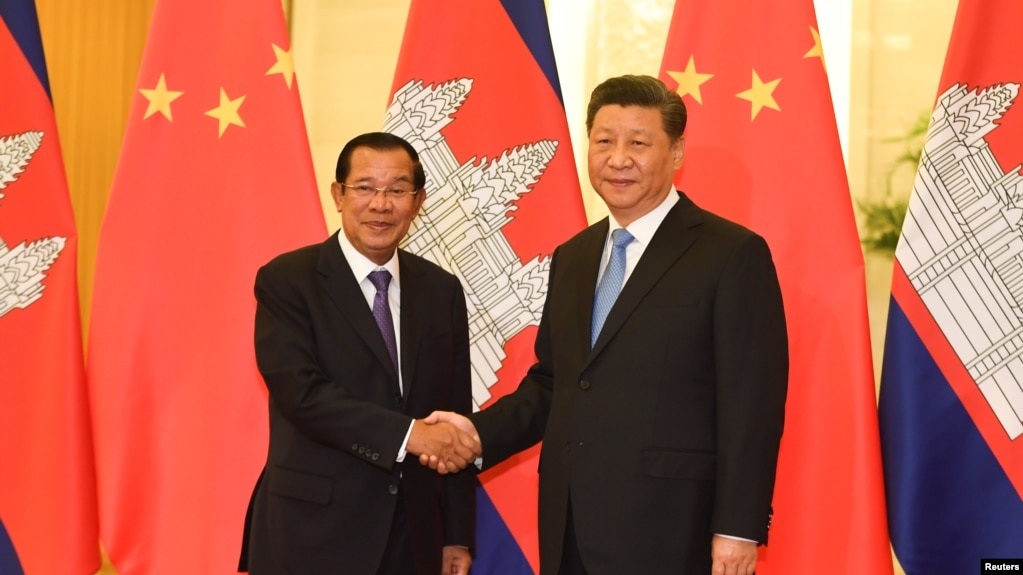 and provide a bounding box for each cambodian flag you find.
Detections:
[0,1,98,573]
[880,1,1023,573]
[385,1,587,572]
